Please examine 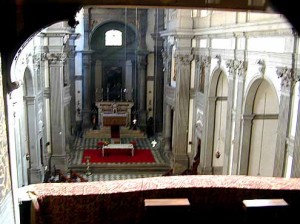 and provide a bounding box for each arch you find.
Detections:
[203,68,228,174]
[240,78,279,176]
[90,21,136,51]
